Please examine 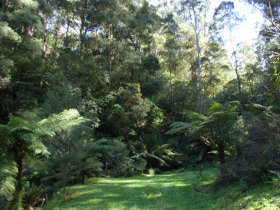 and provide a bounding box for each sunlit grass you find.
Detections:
[44,167,280,210]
